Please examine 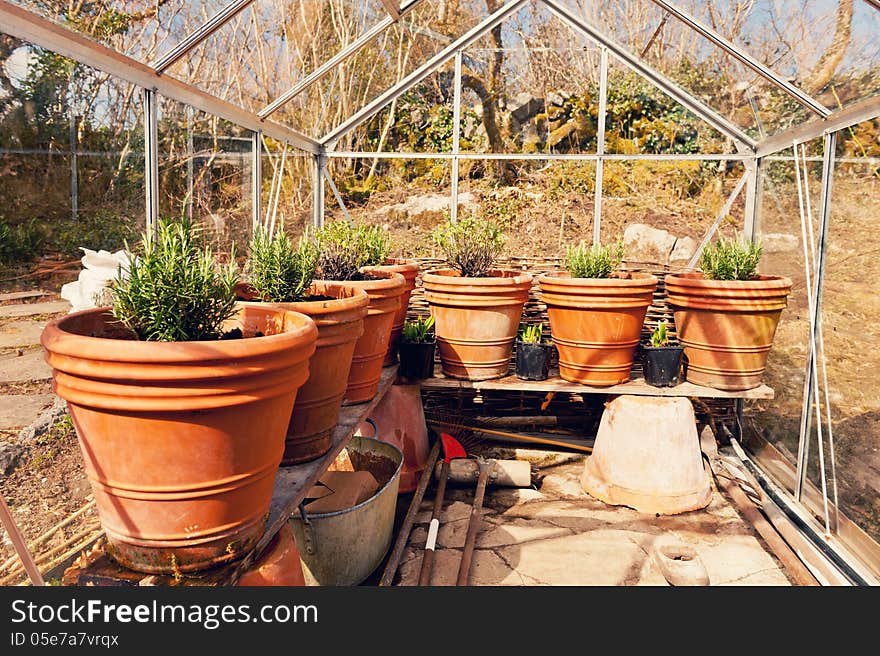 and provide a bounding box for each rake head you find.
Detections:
[439,432,468,463]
